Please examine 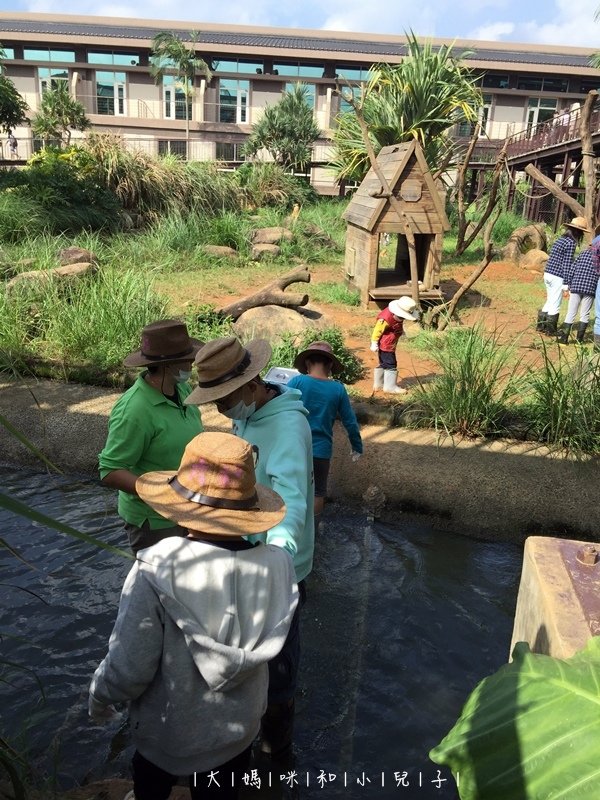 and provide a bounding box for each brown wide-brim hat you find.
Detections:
[124,319,204,367]
[294,341,343,375]
[185,337,272,405]
[136,431,286,535]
